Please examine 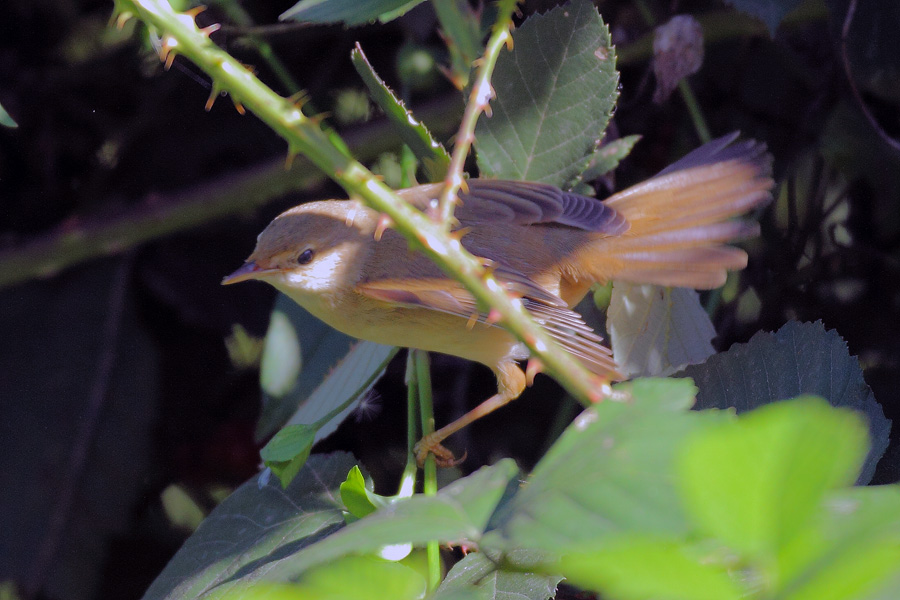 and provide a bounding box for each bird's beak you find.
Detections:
[222,261,276,285]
